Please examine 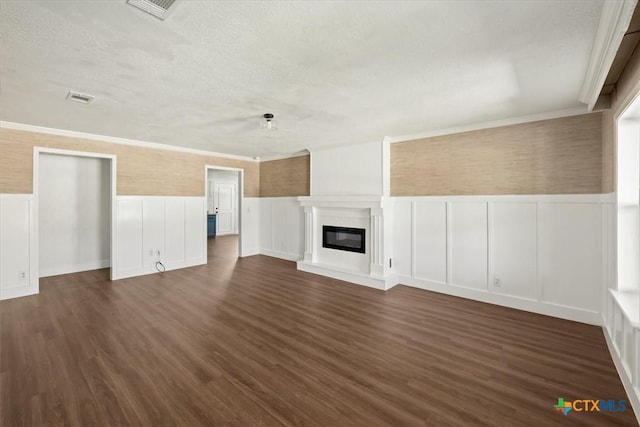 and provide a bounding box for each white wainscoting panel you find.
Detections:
[165,198,186,263]
[392,200,412,277]
[259,197,304,261]
[538,203,601,312]
[414,201,447,284]
[259,198,273,253]
[286,200,304,258]
[185,198,205,261]
[393,195,606,325]
[603,201,616,311]
[241,197,260,256]
[115,199,143,274]
[449,202,488,291]
[272,199,289,254]
[0,194,37,300]
[491,202,537,300]
[142,199,164,268]
[114,196,206,279]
